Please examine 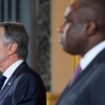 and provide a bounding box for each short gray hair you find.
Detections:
[0,22,29,60]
